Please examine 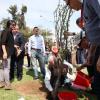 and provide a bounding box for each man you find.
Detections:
[28,27,45,79]
[83,0,100,99]
[10,25,25,81]
[75,17,86,64]
[0,20,15,89]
